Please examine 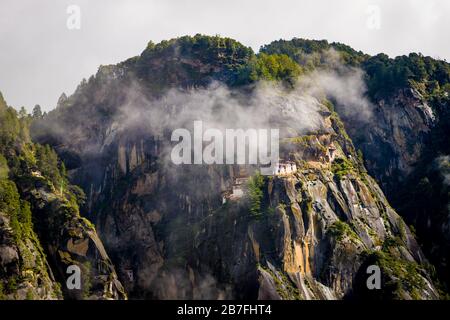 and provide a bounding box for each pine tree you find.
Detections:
[32,105,43,119]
